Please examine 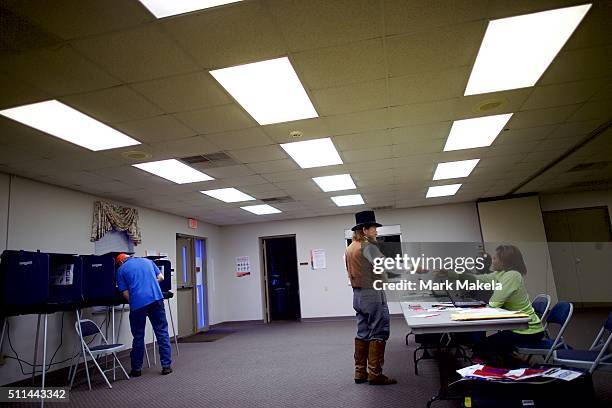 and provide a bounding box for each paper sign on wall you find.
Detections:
[235,256,251,277]
[311,249,326,270]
